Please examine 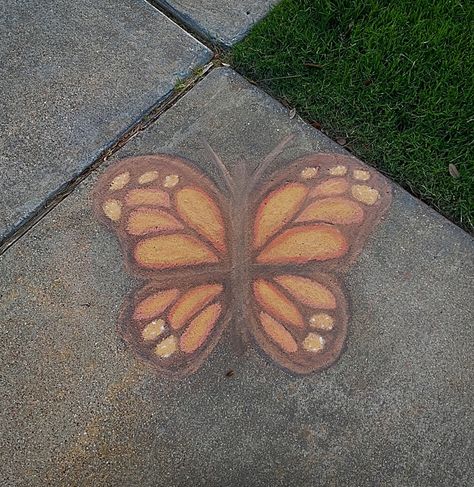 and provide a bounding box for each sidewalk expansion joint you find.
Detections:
[145,0,226,53]
[0,61,218,256]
